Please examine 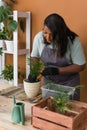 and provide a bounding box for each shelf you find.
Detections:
[0,10,31,86]
[3,49,30,55]
[3,50,13,54]
[18,49,30,55]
